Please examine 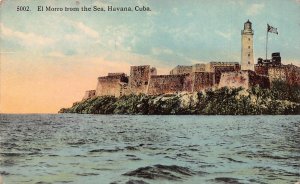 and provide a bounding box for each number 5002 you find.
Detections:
[17,6,30,11]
